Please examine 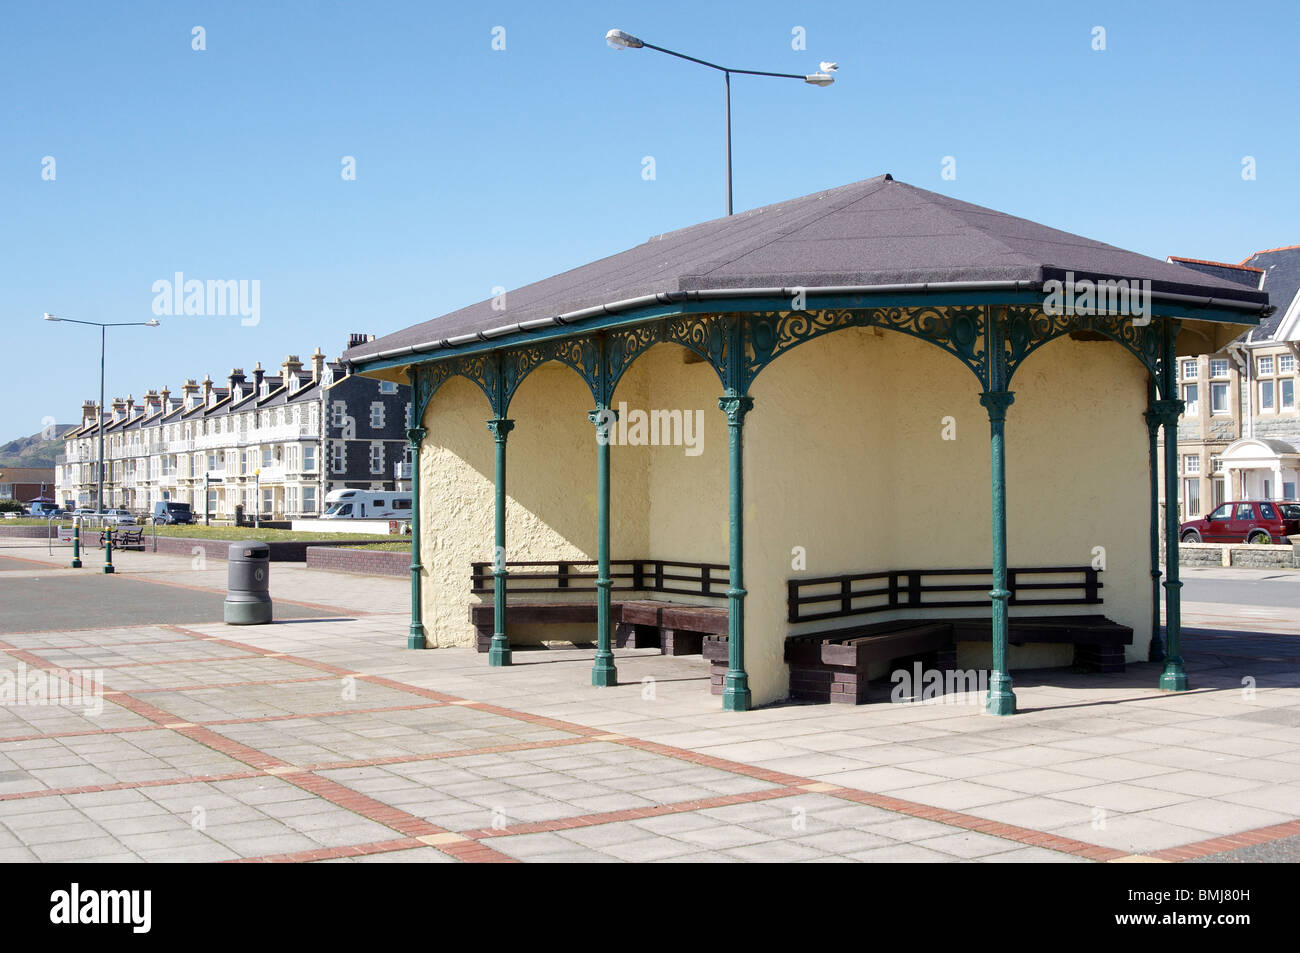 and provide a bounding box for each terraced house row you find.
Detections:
[54,334,412,520]
[1160,246,1300,520]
